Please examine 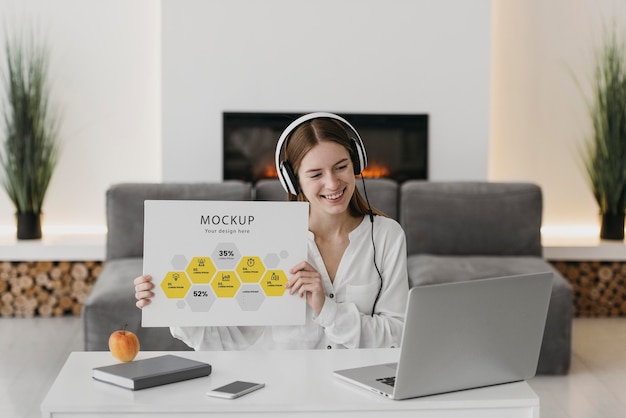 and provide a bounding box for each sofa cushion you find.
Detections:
[400,181,542,256]
[254,179,288,201]
[356,178,399,220]
[407,254,573,374]
[106,181,252,261]
[408,255,562,286]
